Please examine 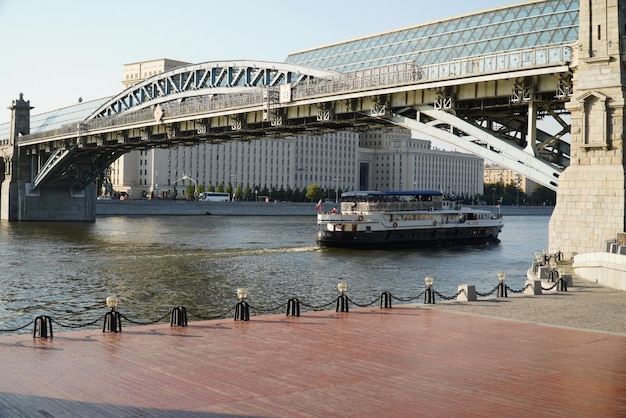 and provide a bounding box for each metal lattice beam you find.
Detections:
[88,61,338,119]
[388,106,562,191]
